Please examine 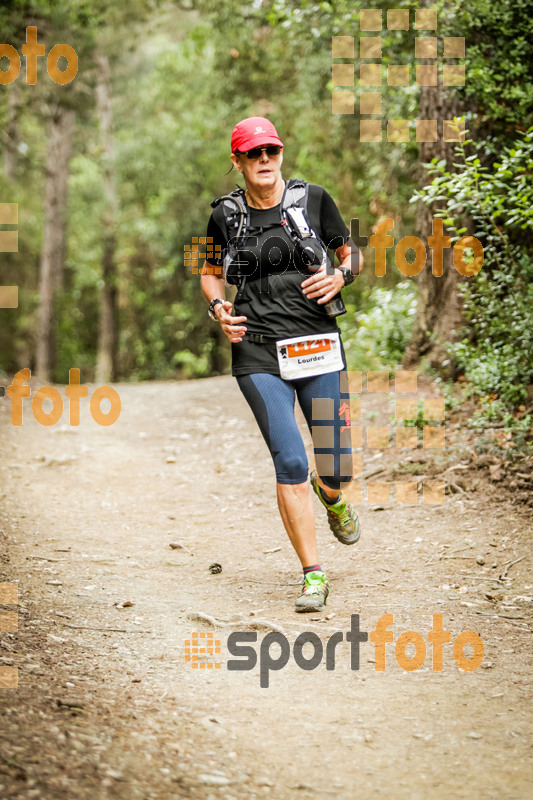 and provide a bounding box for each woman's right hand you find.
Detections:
[215,301,247,343]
